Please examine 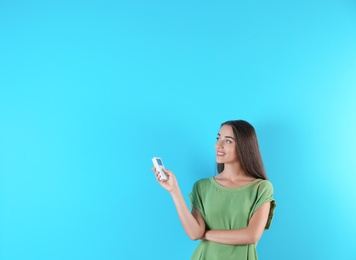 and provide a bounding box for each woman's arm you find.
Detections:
[170,186,206,240]
[203,202,271,245]
[153,167,206,240]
